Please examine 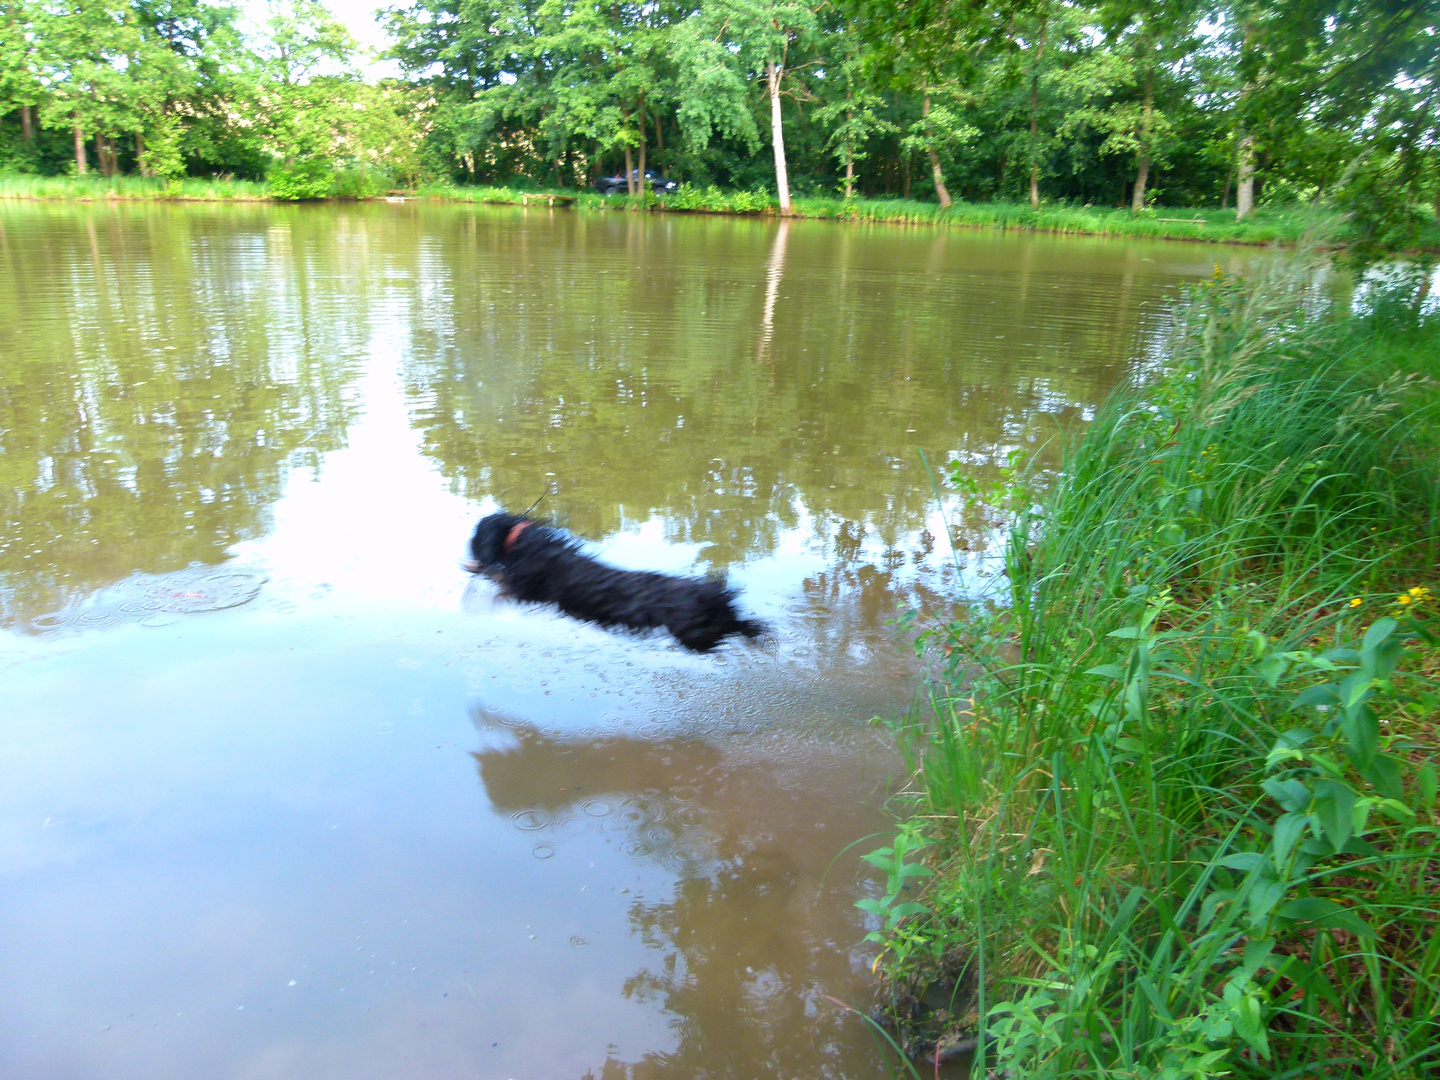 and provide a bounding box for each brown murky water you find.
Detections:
[0,203,1249,1079]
